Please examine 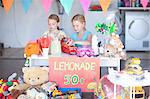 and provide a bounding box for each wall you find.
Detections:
[0,0,117,48]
